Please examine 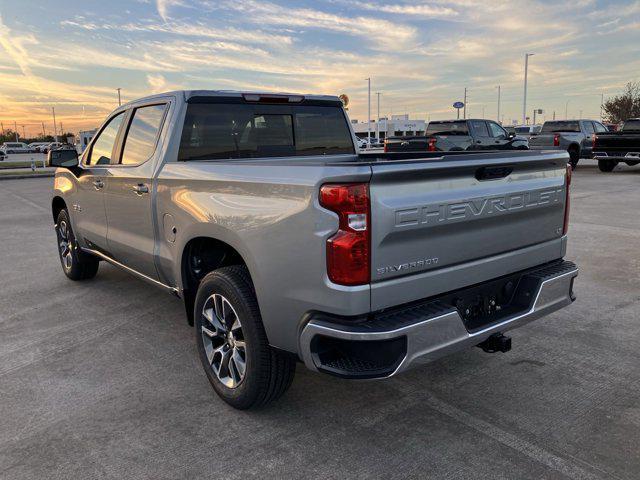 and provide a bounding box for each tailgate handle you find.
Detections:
[475,166,513,181]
